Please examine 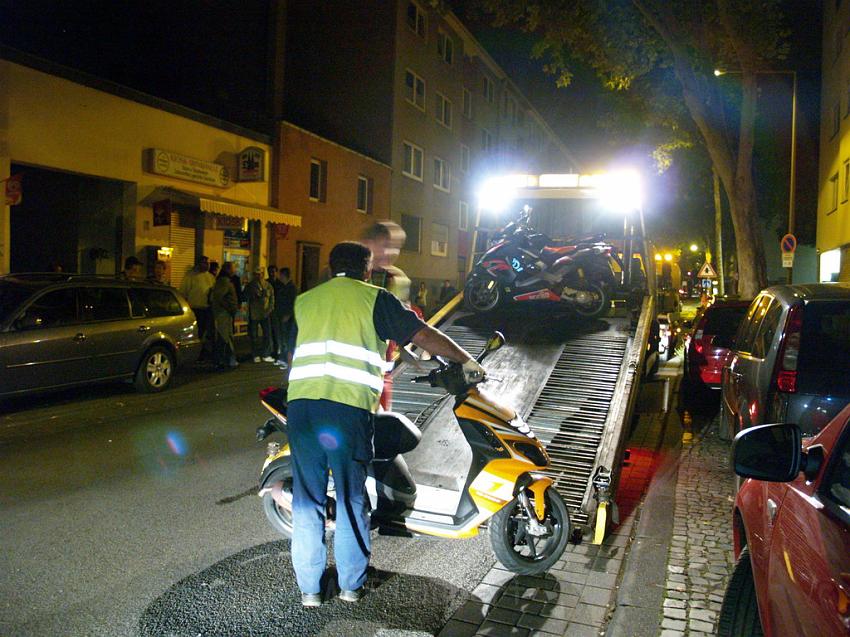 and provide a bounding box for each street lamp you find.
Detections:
[715,68,798,283]
[689,243,699,252]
